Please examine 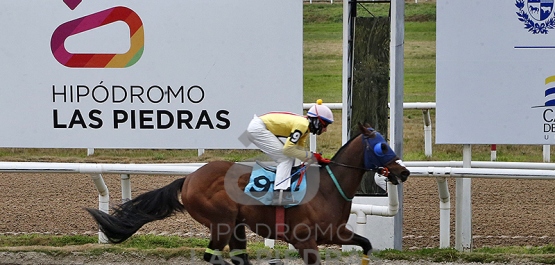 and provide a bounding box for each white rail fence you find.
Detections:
[2,160,555,249]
